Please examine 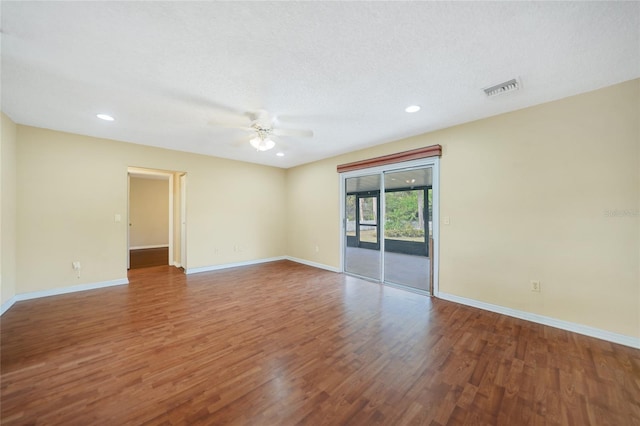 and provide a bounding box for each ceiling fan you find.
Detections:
[211,109,313,152]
